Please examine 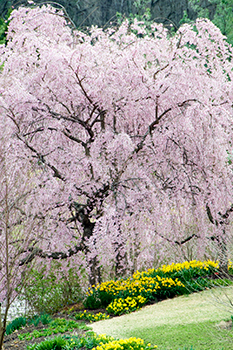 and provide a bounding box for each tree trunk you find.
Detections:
[0,303,4,350]
[113,223,127,278]
[0,300,10,350]
[88,256,101,286]
[217,231,229,278]
[206,204,233,277]
[80,212,102,286]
